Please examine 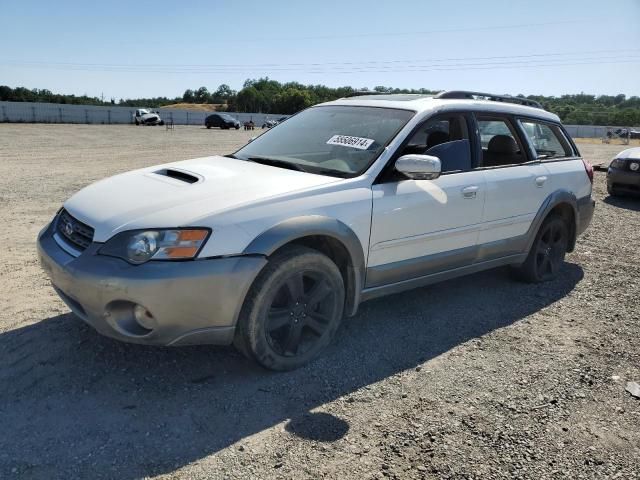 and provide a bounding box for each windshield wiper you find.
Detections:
[246,156,308,172]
